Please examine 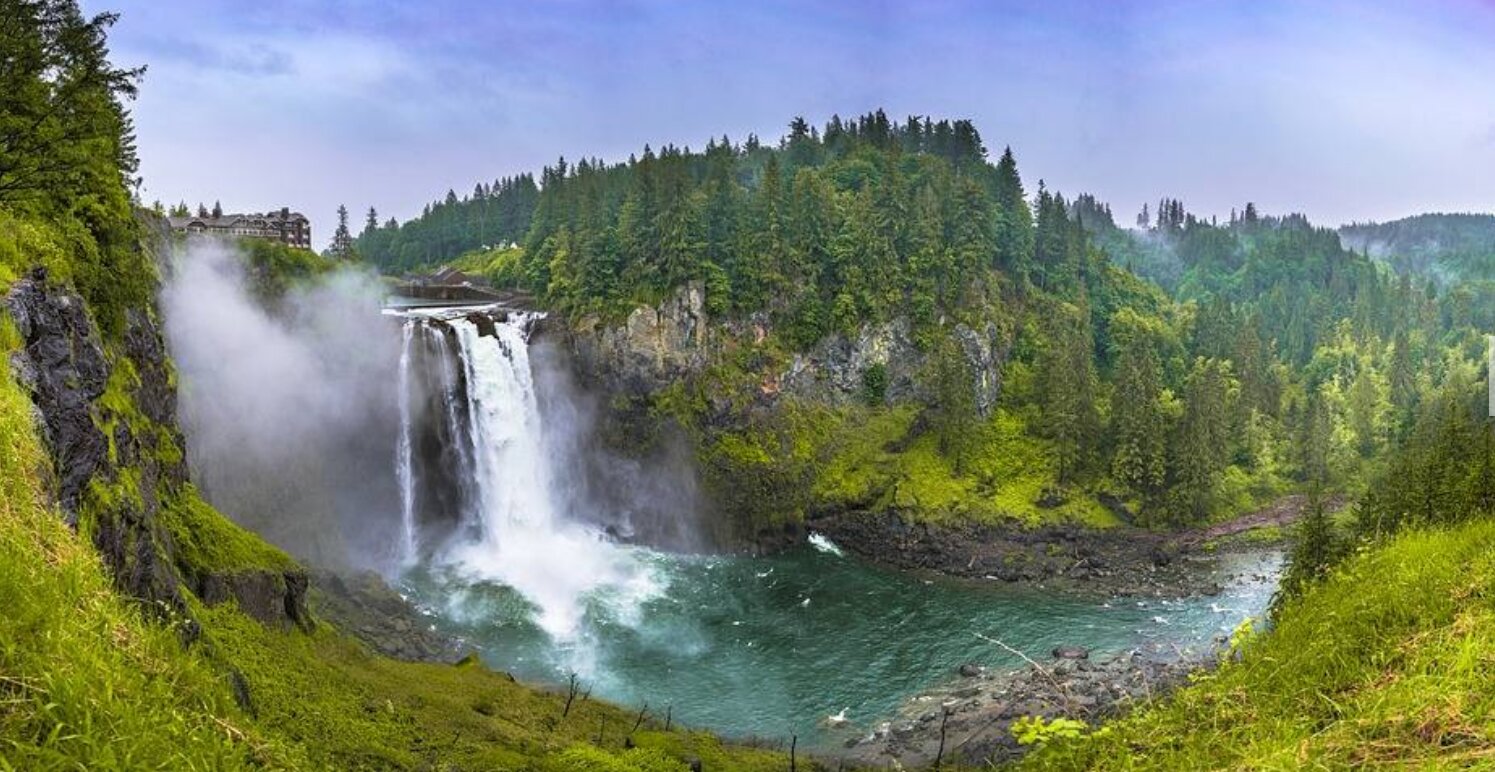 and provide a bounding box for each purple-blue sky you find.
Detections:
[95,0,1495,249]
